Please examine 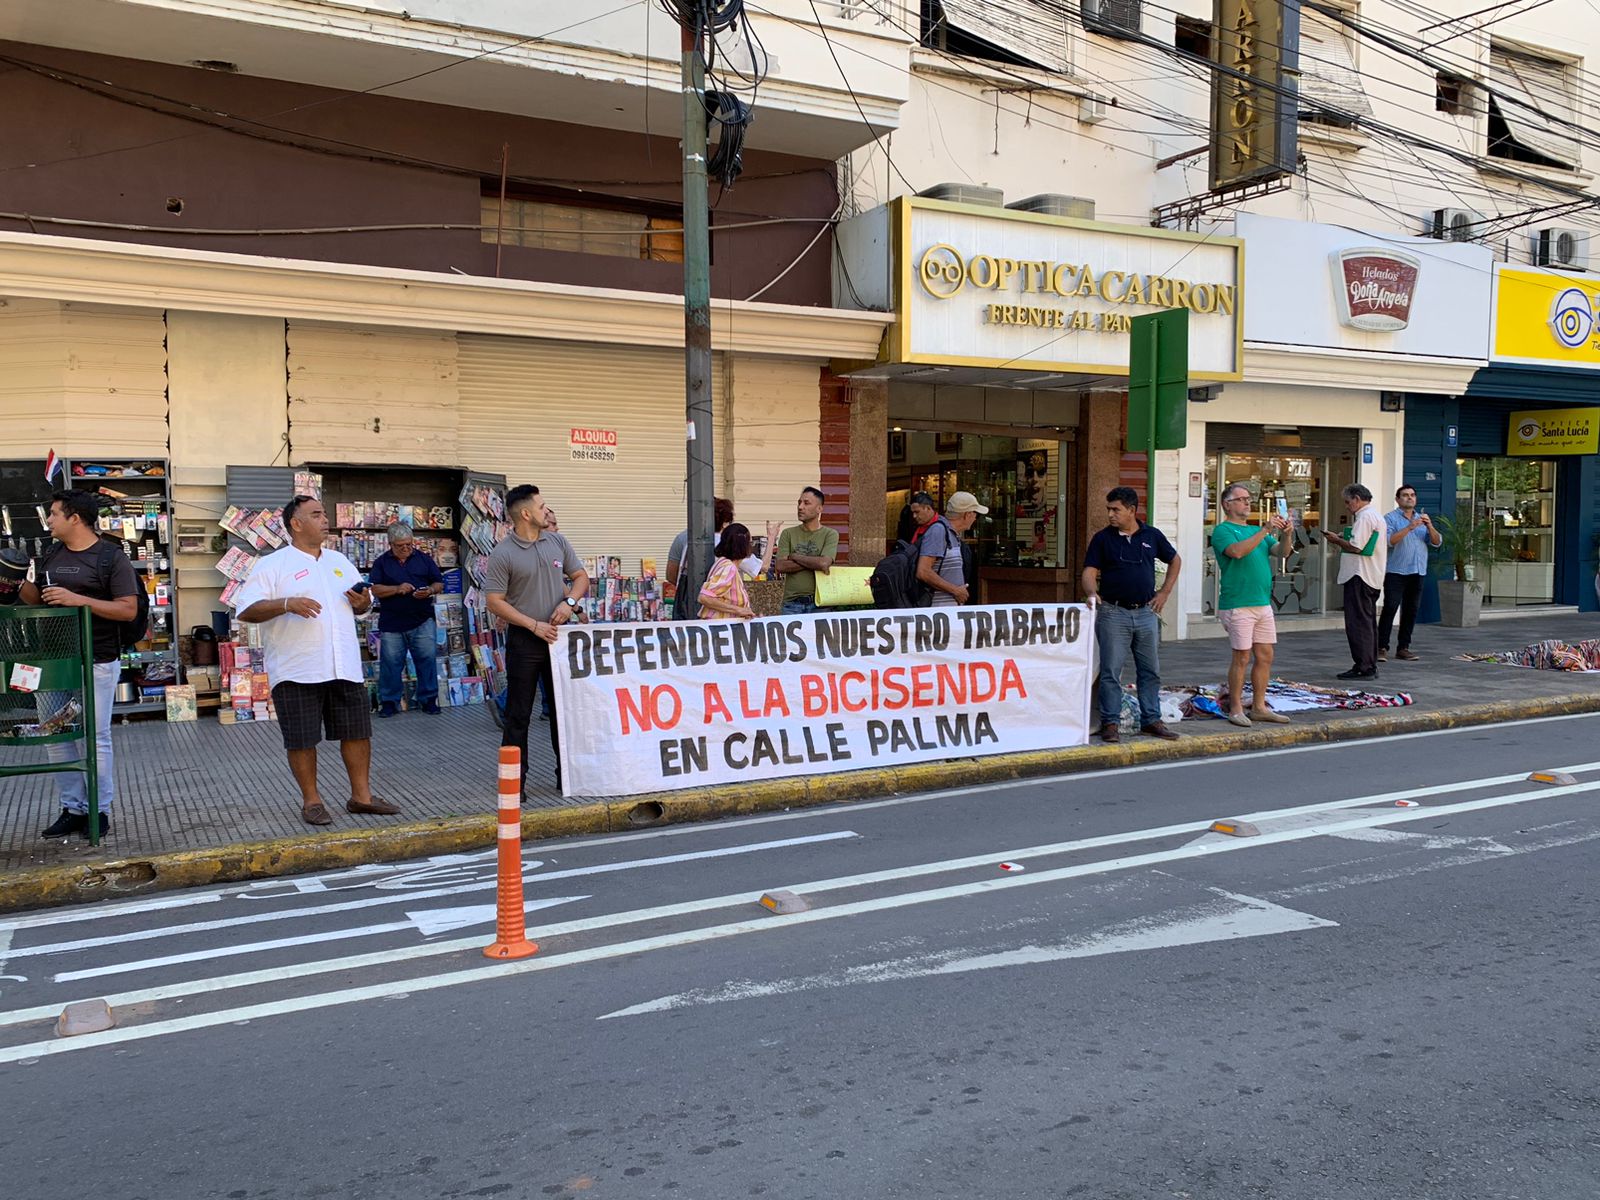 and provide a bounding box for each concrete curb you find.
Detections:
[4,692,1598,914]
